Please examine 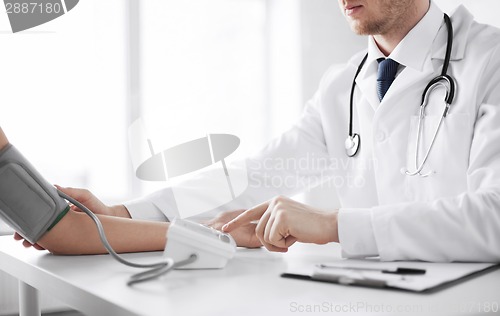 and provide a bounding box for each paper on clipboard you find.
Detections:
[282,259,497,292]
